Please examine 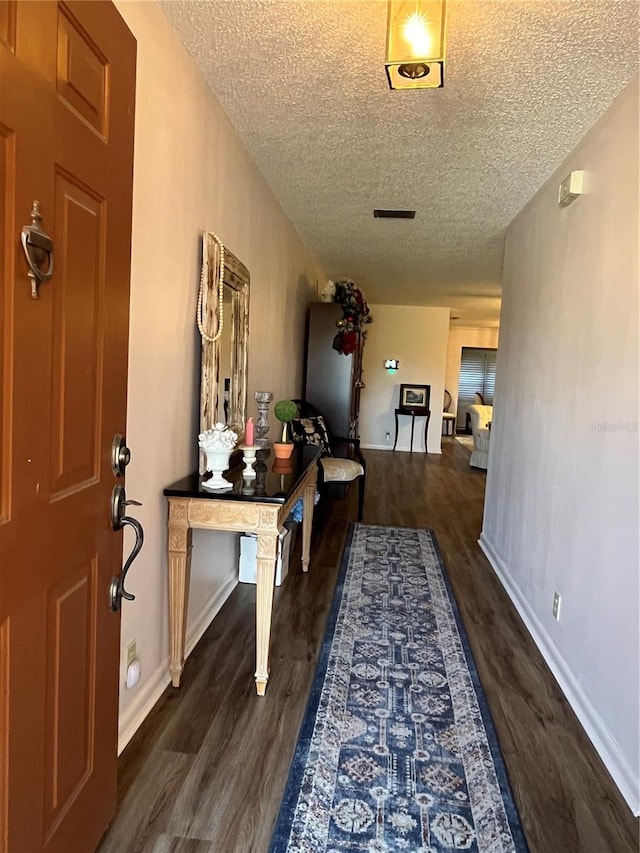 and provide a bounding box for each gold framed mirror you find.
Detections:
[199,232,249,469]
